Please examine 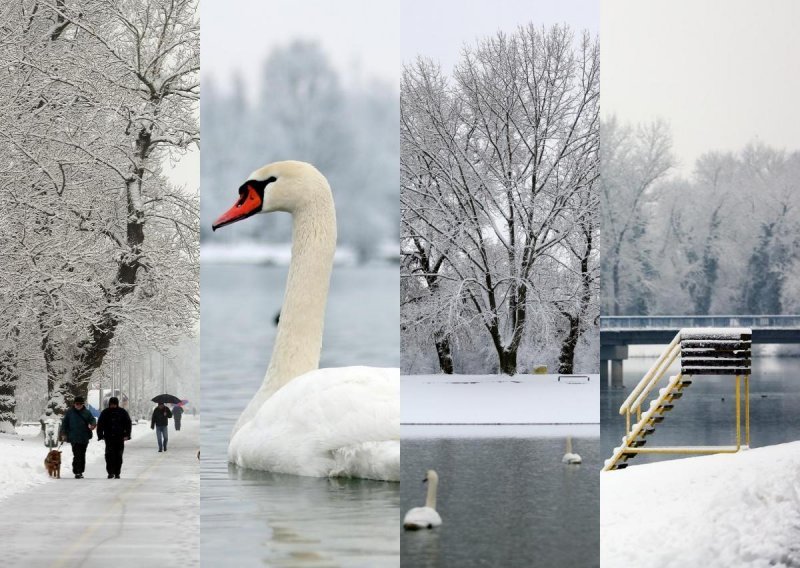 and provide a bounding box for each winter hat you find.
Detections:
[74,396,85,404]
[109,397,119,406]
